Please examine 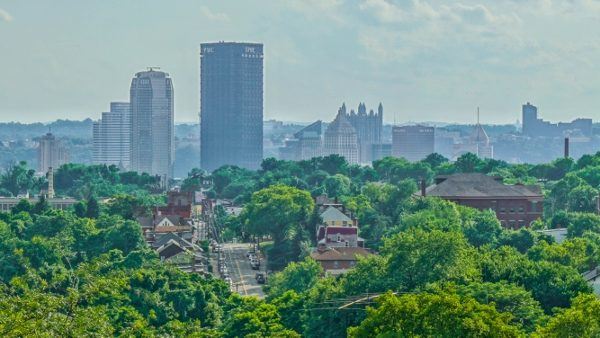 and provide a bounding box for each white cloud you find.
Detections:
[359,0,409,23]
[286,0,346,23]
[0,8,13,22]
[447,3,496,24]
[200,6,229,22]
